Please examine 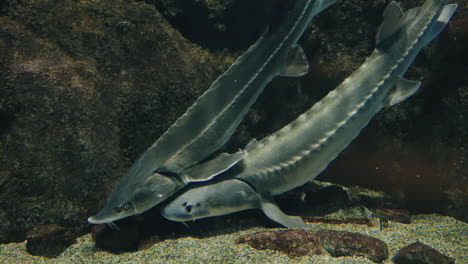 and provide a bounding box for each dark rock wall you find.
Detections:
[145,0,266,51]
[0,0,230,243]
[0,0,466,243]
